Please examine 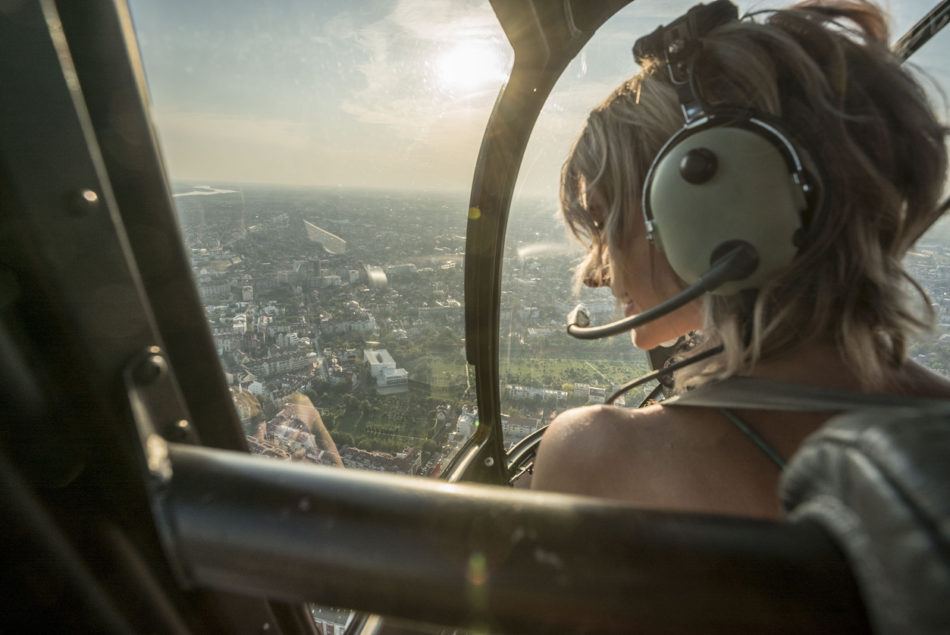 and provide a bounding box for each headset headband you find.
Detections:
[633,0,739,121]
[631,0,813,296]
